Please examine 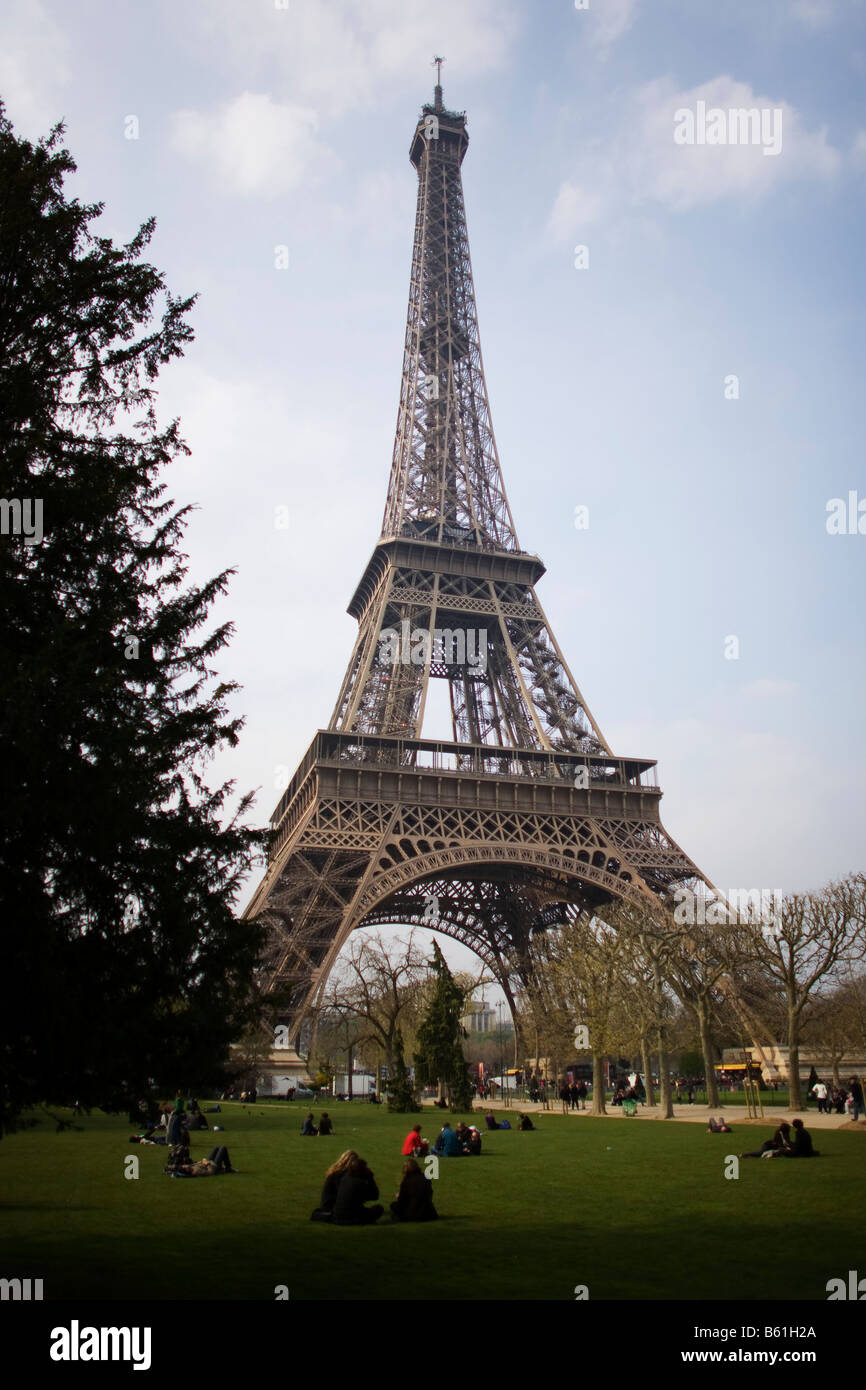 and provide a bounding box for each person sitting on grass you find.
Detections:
[775,1118,818,1158]
[432,1122,464,1157]
[300,1113,318,1136]
[311,1150,359,1221]
[390,1158,438,1223]
[164,1135,191,1171]
[401,1124,429,1157]
[167,1104,187,1146]
[517,1113,536,1131]
[707,1116,732,1133]
[466,1125,483,1154]
[740,1121,791,1158]
[318,1113,333,1136]
[333,1155,384,1225]
[484,1110,498,1131]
